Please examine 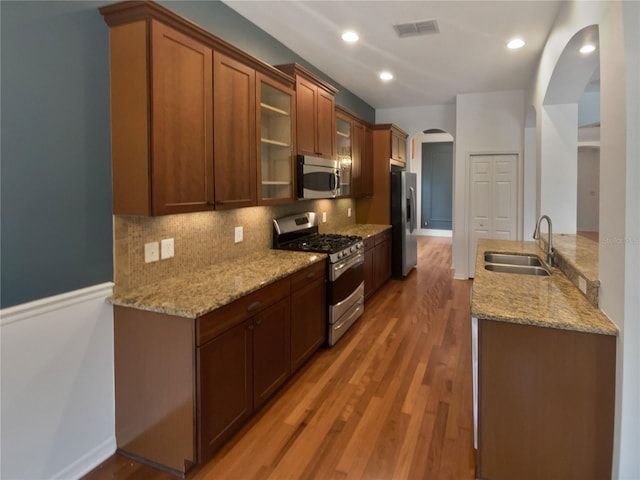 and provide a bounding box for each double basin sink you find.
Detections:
[484,253,550,276]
